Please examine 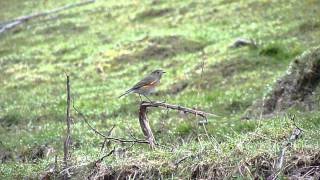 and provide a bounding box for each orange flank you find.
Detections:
[141,80,157,89]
